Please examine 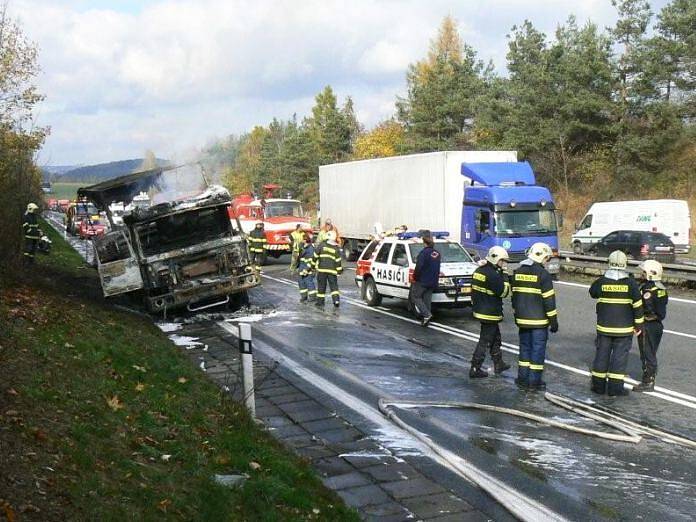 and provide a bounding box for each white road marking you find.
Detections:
[556,280,696,305]
[264,273,696,410]
[218,320,567,522]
